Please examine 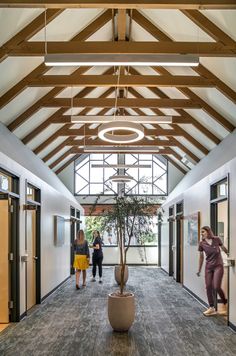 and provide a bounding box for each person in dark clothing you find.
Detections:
[90,230,103,283]
[197,226,228,316]
[73,230,90,290]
